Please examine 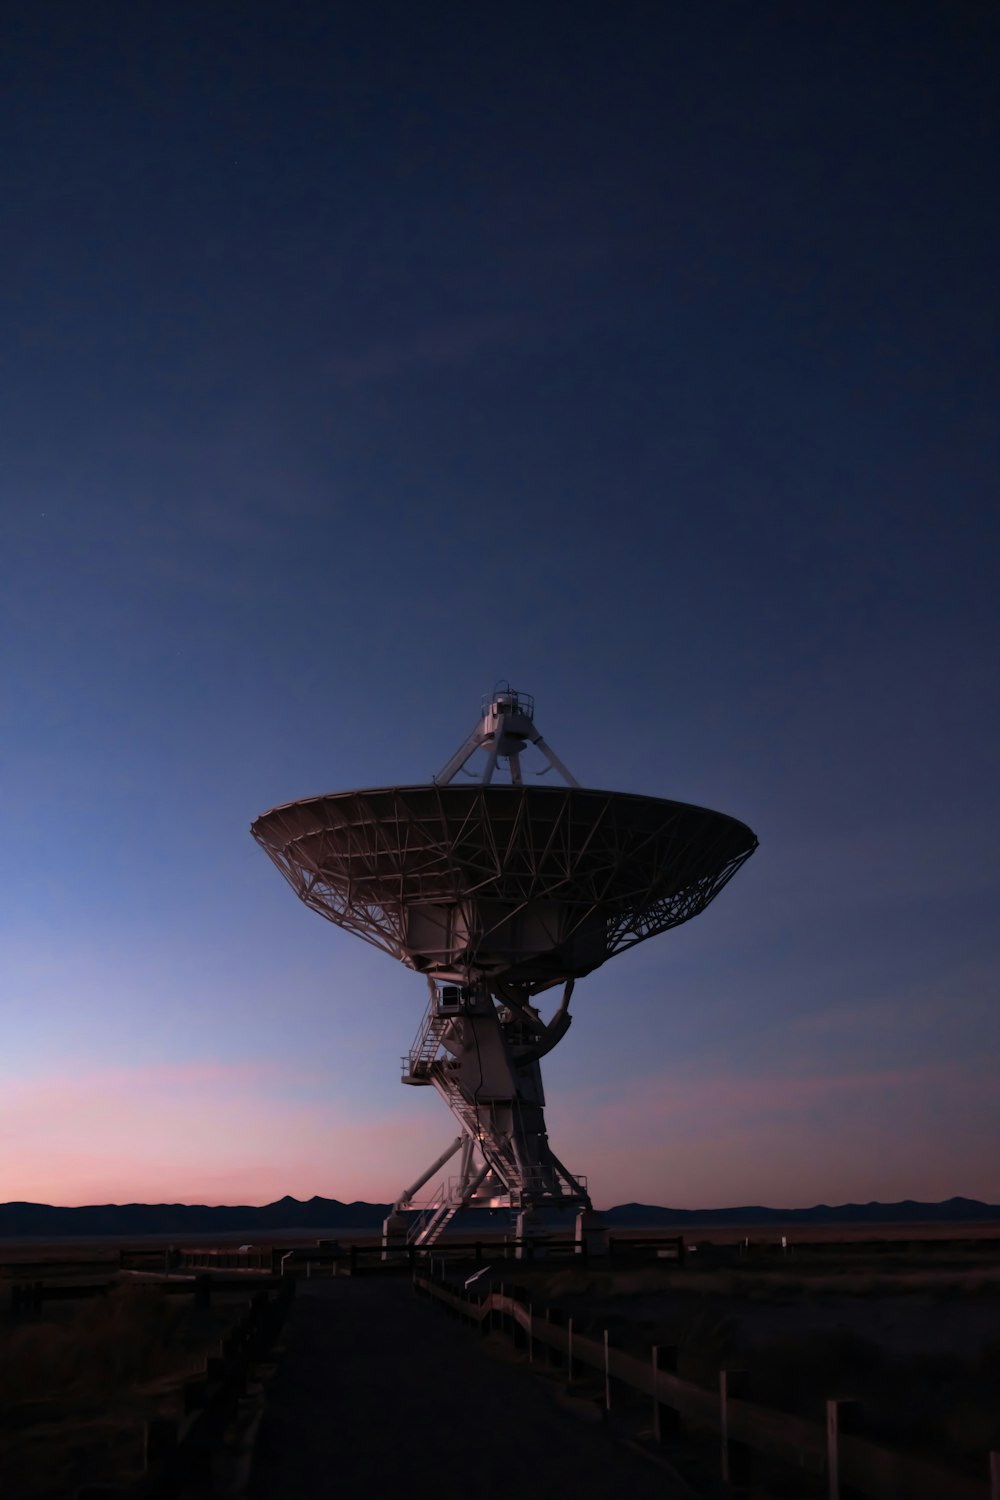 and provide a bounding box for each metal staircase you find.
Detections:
[408,1064,519,1244]
[401,1001,450,1084]
[409,1156,497,1247]
[405,1179,446,1244]
[411,1194,464,1246]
